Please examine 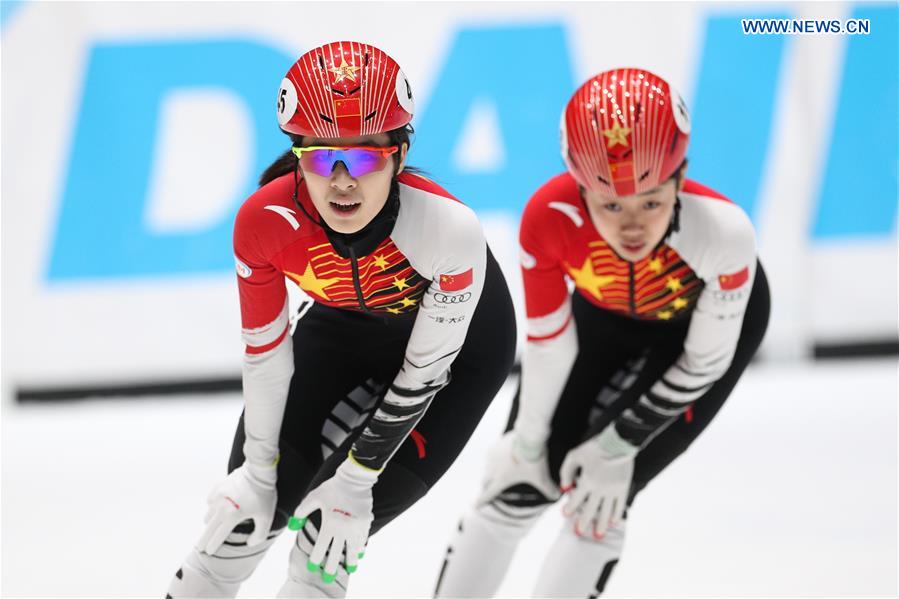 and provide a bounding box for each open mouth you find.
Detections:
[329,200,361,216]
